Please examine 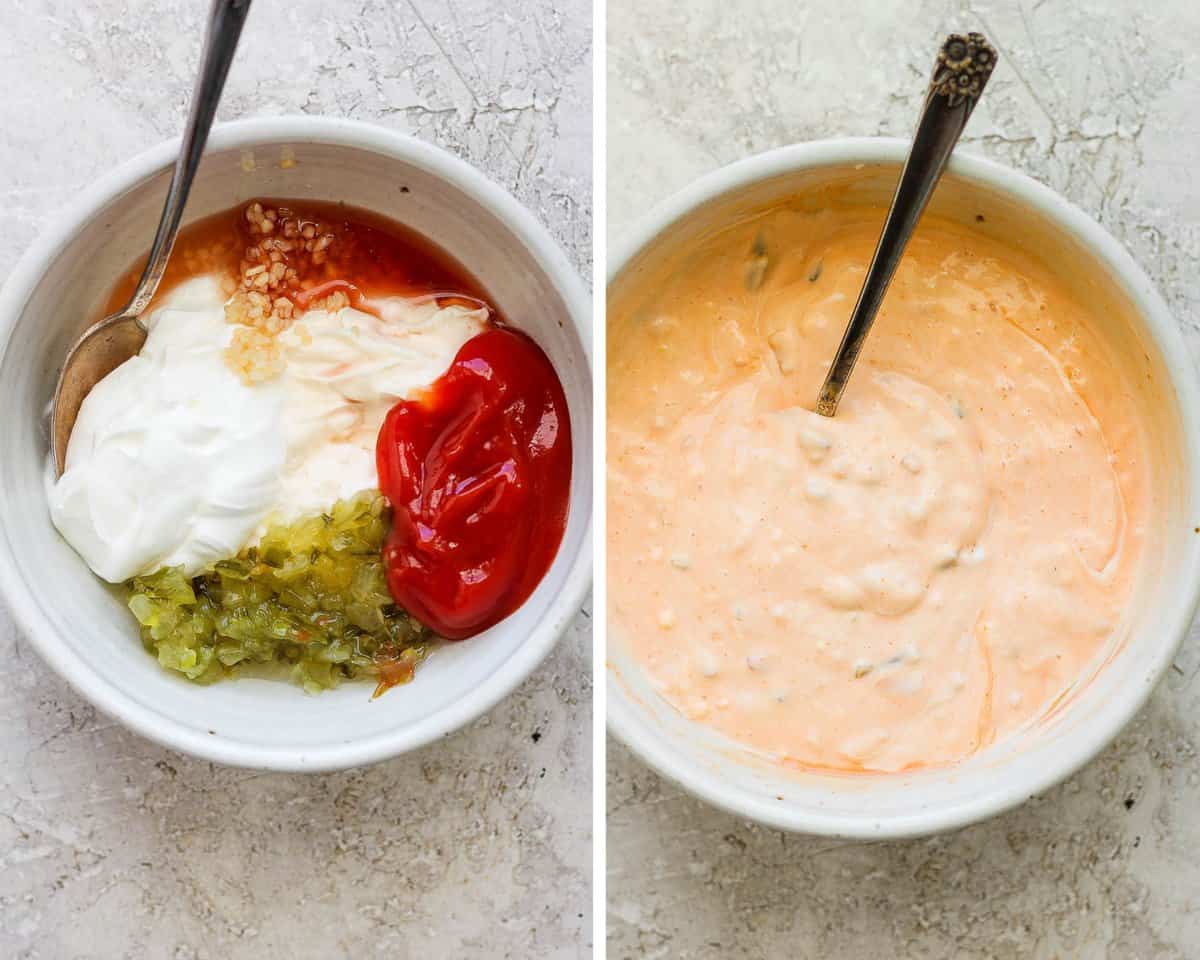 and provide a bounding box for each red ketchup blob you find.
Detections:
[376,328,572,639]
